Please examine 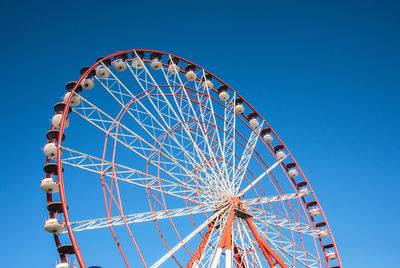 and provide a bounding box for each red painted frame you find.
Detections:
[45,49,342,267]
